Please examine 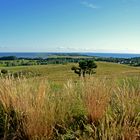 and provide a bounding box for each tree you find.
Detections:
[86,60,97,75]
[71,66,82,77]
[71,60,97,77]
[0,56,17,60]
